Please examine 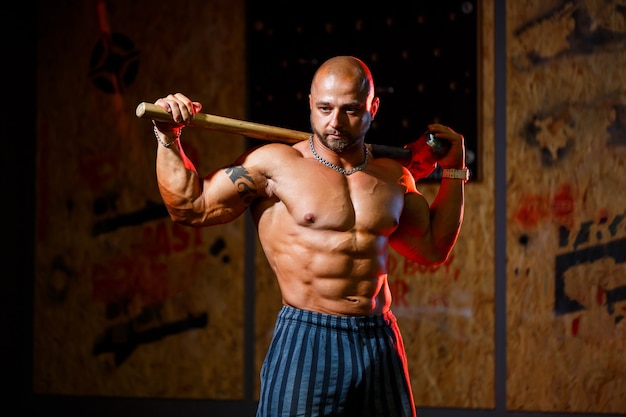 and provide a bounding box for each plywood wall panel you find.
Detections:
[35,0,247,399]
[506,0,626,413]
